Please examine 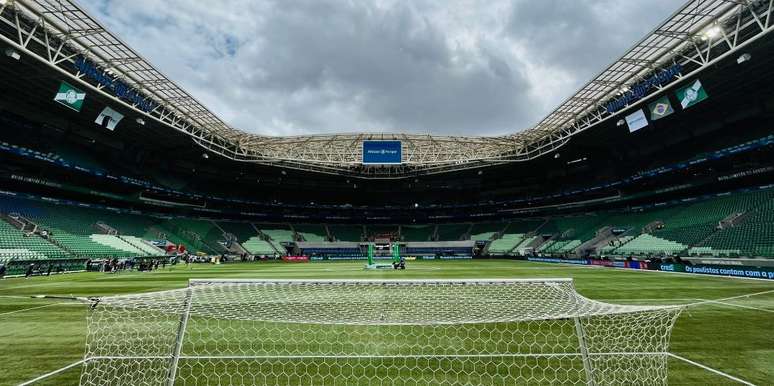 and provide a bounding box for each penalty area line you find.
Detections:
[0,303,60,317]
[668,353,756,386]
